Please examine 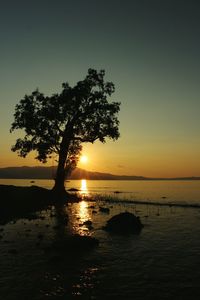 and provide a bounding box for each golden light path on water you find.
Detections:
[79,179,89,221]
[80,179,88,195]
[70,179,91,234]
